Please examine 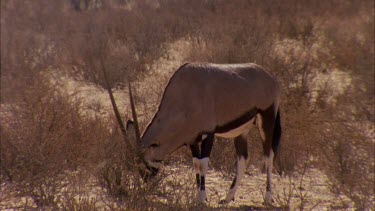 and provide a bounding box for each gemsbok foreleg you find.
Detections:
[220,133,249,204]
[190,133,214,203]
[259,105,281,205]
[190,144,201,189]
